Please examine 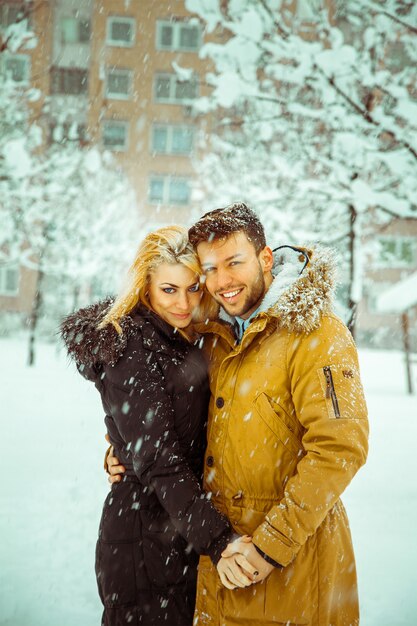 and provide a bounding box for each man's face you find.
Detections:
[197,231,273,319]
